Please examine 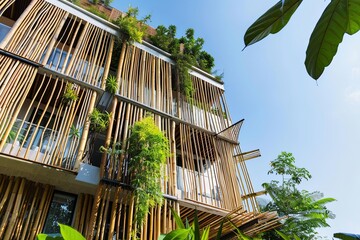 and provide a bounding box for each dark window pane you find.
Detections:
[43,192,76,235]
